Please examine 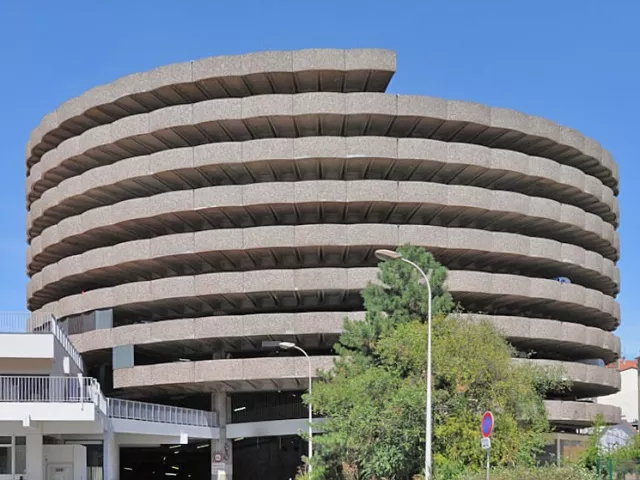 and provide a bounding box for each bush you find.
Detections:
[461,465,598,480]
[297,464,598,480]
